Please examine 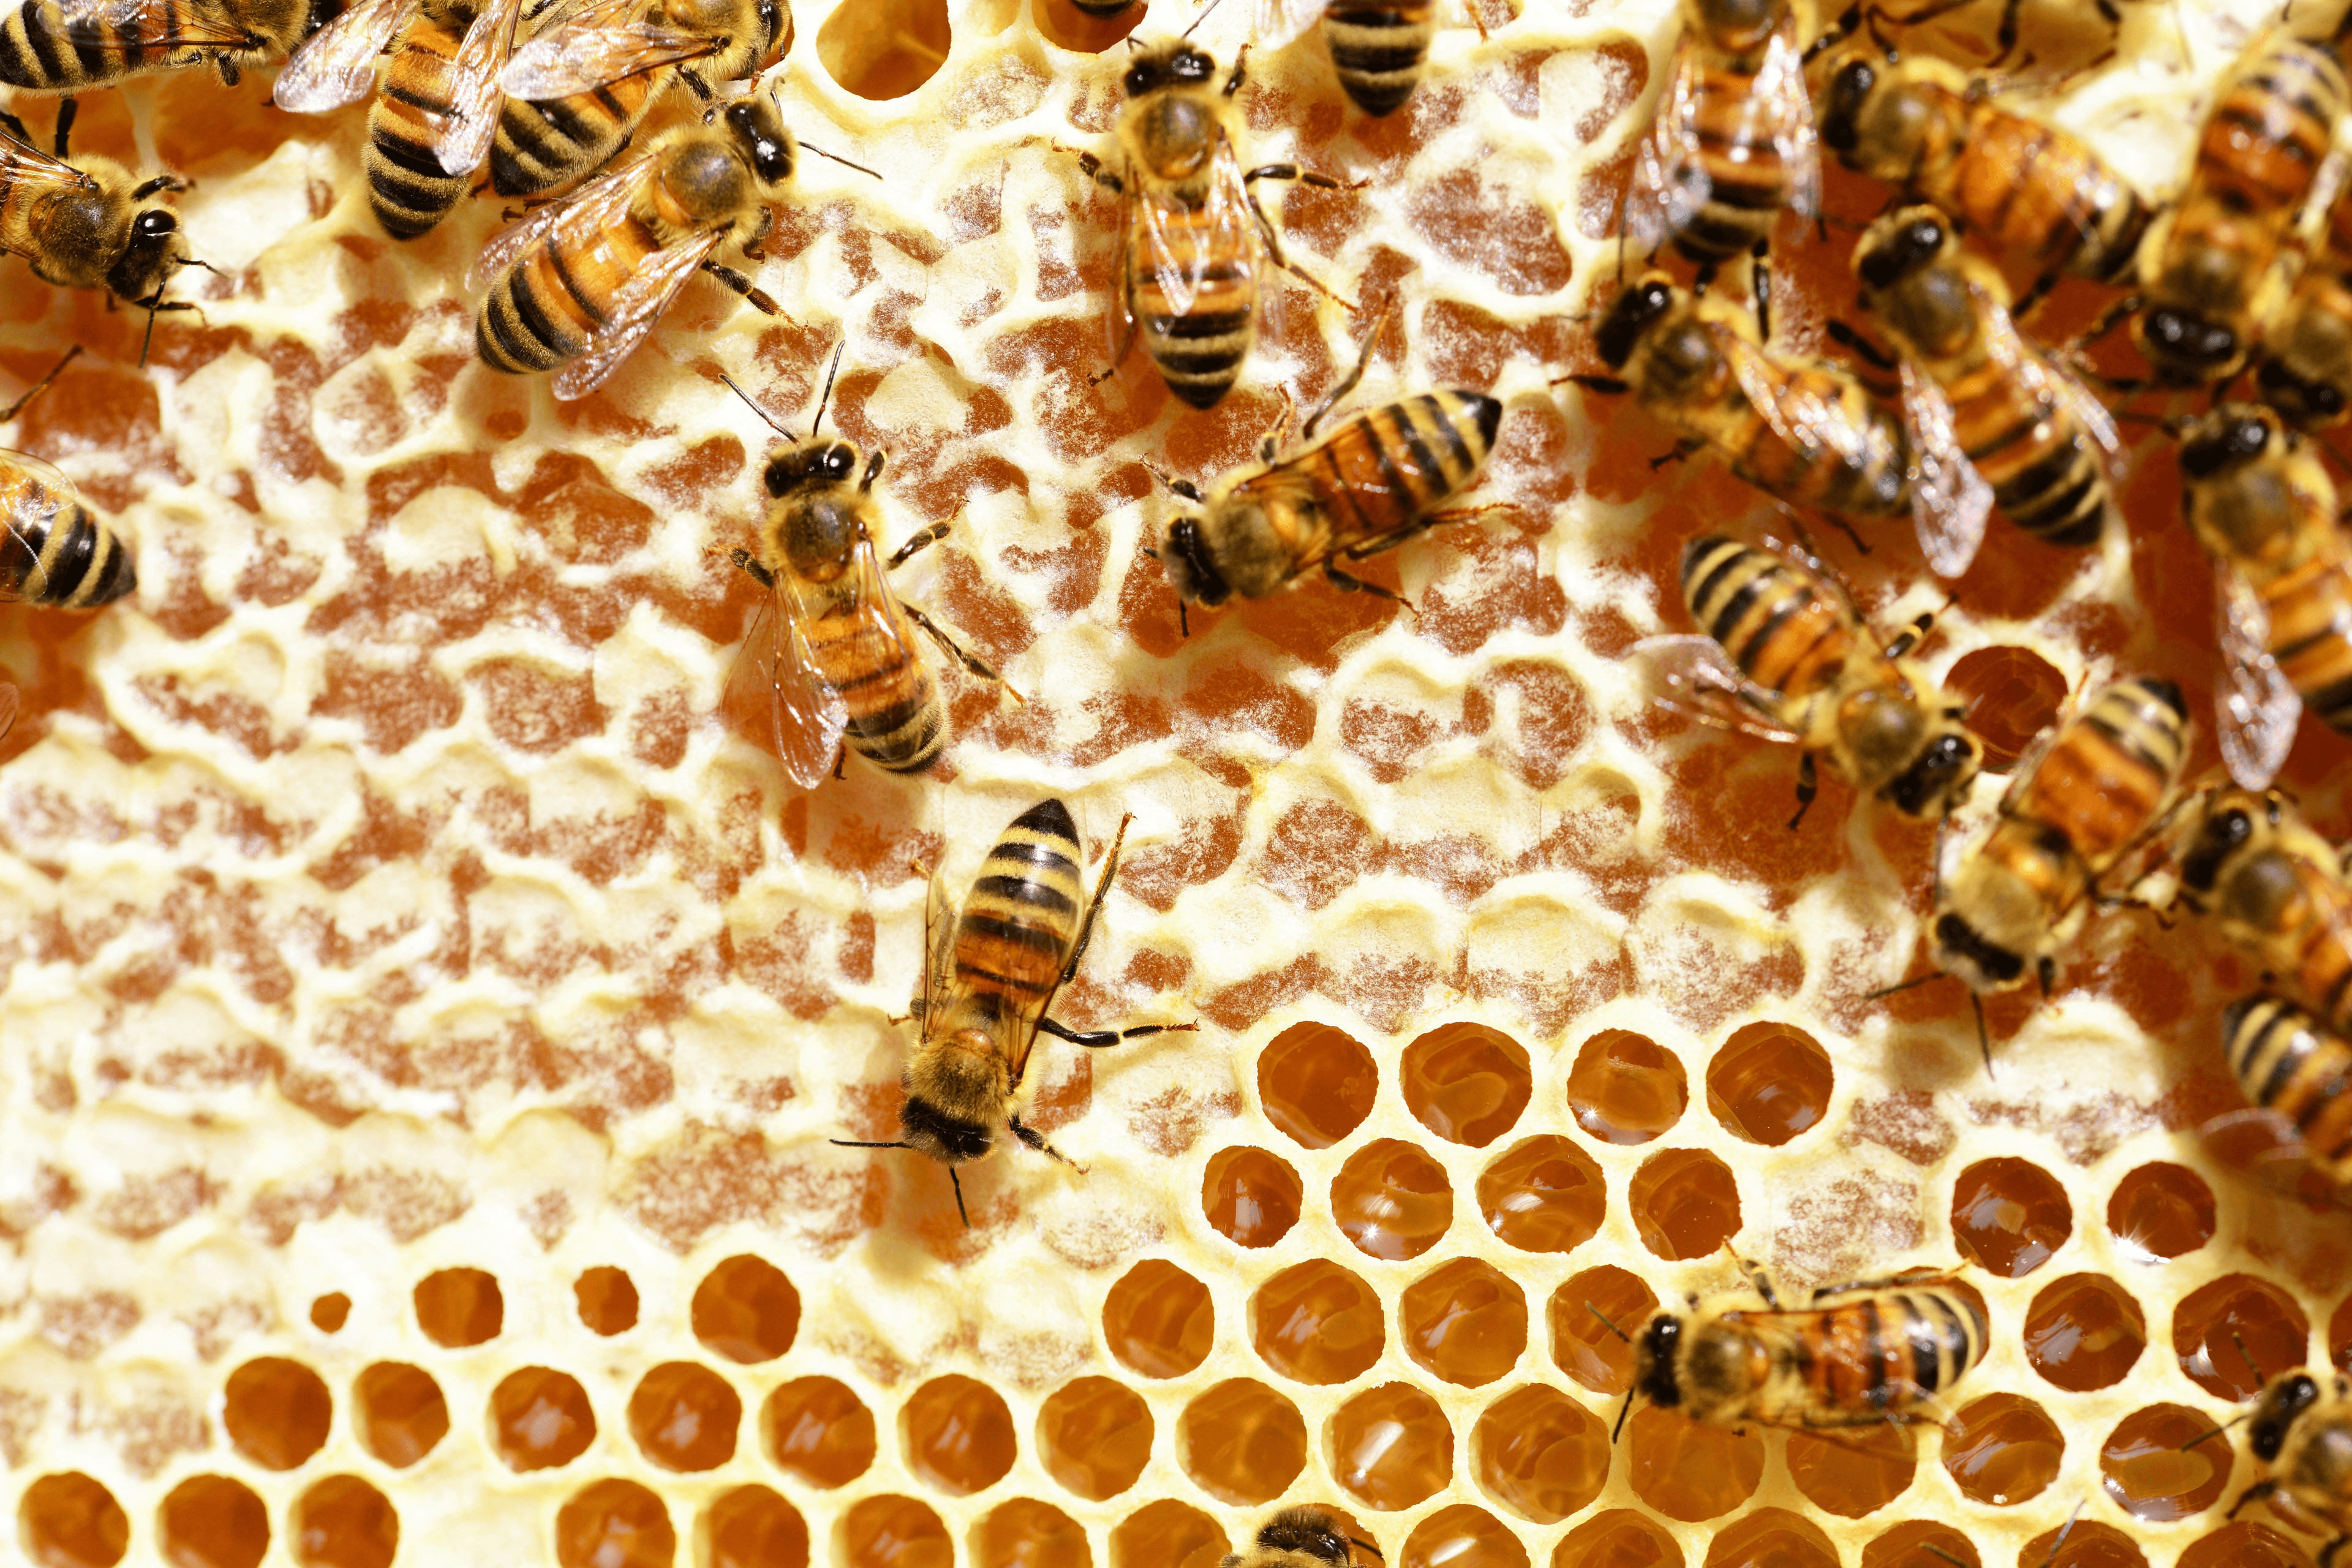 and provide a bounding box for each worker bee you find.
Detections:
[0,103,203,352]
[2175,786,2352,1043]
[1815,45,2152,315]
[492,0,788,199]
[0,347,137,614]
[472,87,796,399]
[1647,536,1981,828]
[2174,404,2352,789]
[0,0,337,89]
[2228,1366,2352,1560]
[2258,180,2352,429]
[2219,996,2352,1187]
[831,801,1196,1227]
[273,0,530,238]
[718,345,1017,785]
[1254,0,1444,118]
[1223,1509,1381,1568]
[1848,205,2124,578]
[1570,273,1910,527]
